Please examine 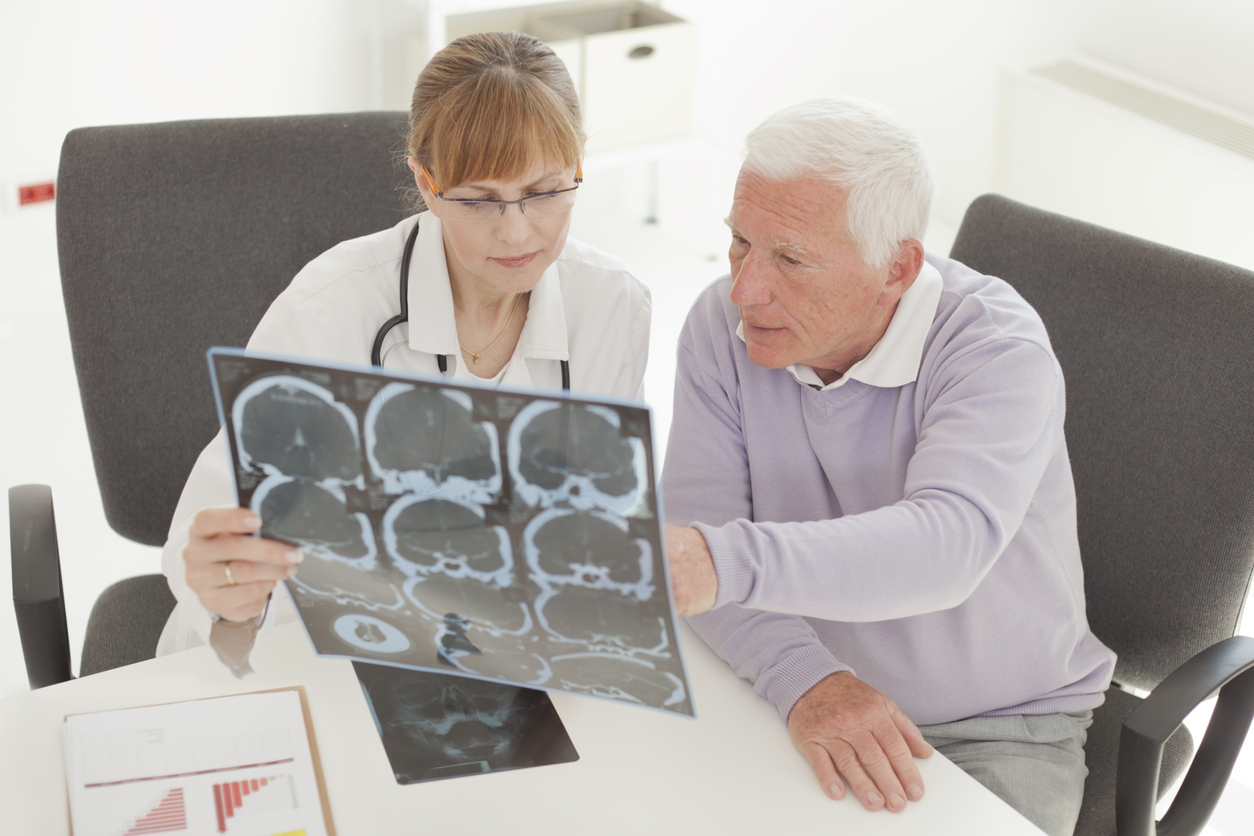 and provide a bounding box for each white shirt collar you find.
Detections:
[735,260,943,391]
[405,212,569,387]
